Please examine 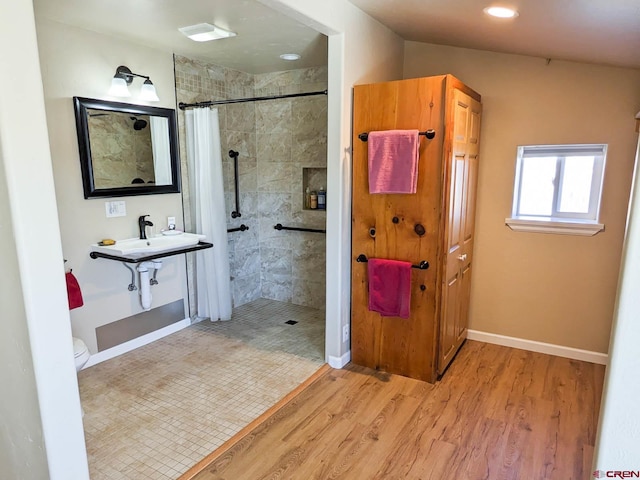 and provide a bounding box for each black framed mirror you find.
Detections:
[73,96,181,198]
